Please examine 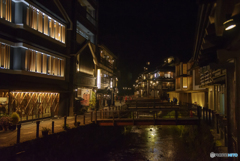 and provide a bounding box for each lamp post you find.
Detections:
[153,82,156,100]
